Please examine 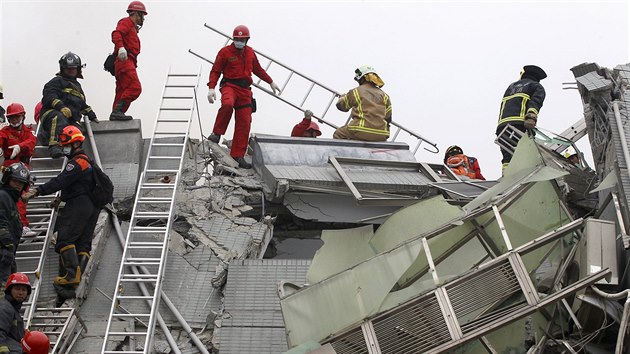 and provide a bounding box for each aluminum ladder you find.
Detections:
[101,68,201,353]
[17,123,86,353]
[188,24,439,155]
